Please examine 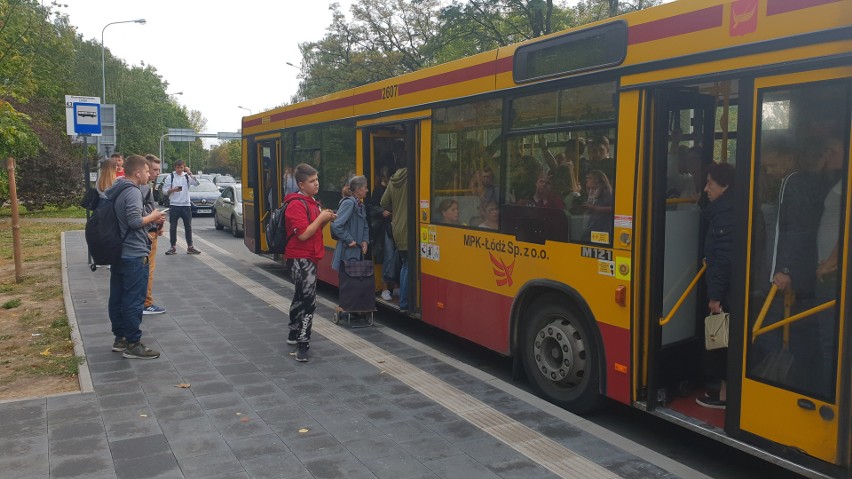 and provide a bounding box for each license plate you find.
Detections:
[196,209,211,214]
